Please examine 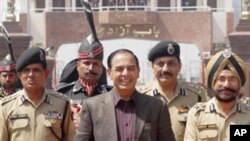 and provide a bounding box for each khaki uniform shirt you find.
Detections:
[138,80,208,141]
[0,89,75,141]
[184,97,250,141]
